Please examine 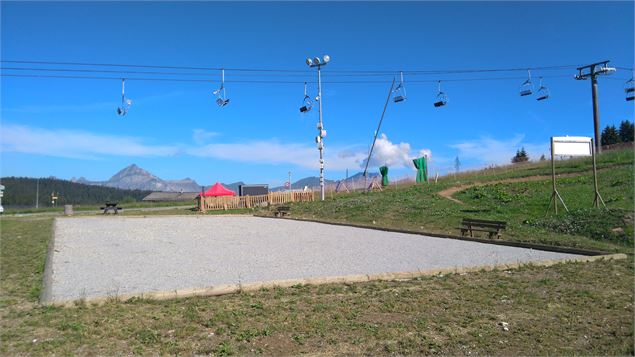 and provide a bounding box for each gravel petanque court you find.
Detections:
[43,216,585,303]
